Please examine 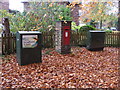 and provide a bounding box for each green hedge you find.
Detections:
[79,25,96,32]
